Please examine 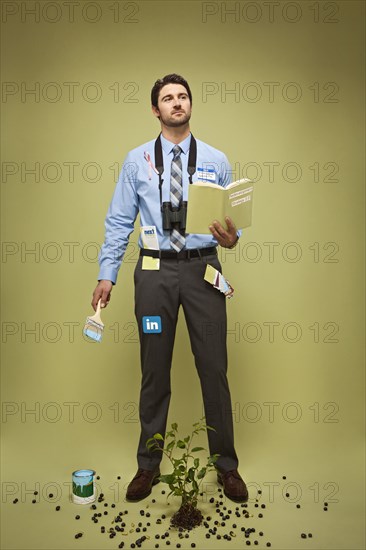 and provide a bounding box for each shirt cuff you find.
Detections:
[98,267,118,285]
